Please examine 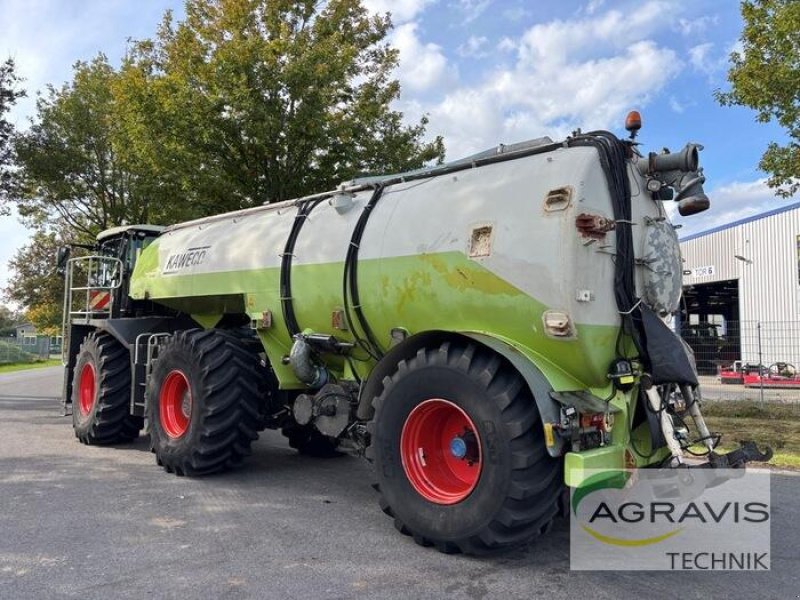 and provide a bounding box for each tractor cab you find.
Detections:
[60,225,164,323]
[59,225,166,412]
